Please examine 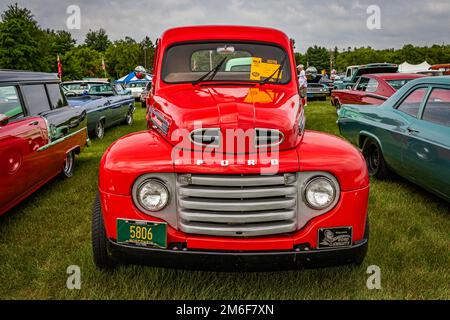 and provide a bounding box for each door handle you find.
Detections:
[28,121,39,126]
[407,127,419,134]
